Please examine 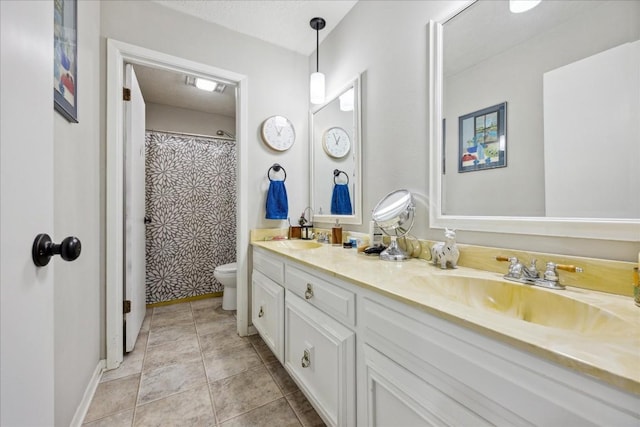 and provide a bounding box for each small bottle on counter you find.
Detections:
[331,219,342,246]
